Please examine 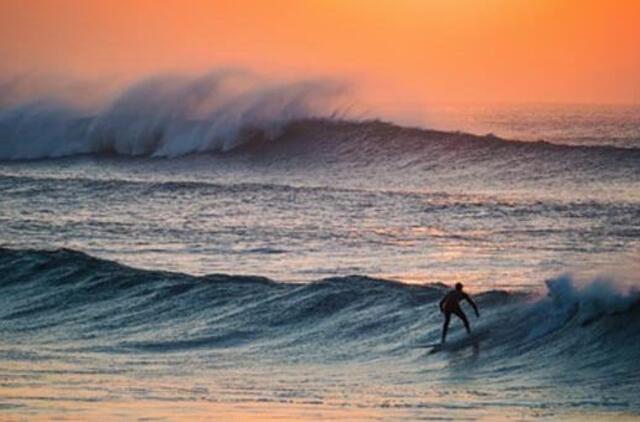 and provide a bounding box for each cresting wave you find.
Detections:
[0,70,351,159]
[1,247,639,378]
[2,71,640,163]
